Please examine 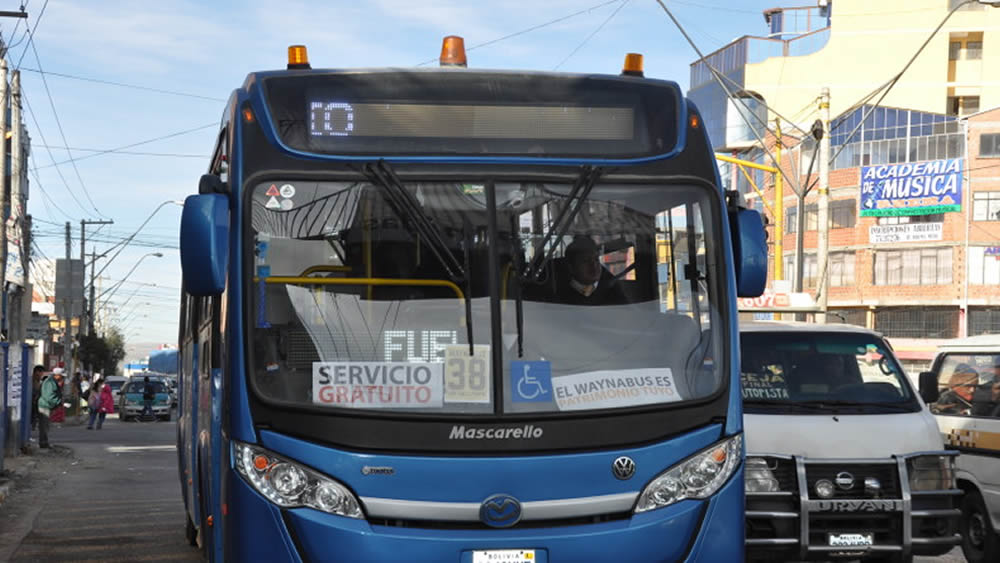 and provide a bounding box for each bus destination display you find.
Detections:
[308,101,635,140]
